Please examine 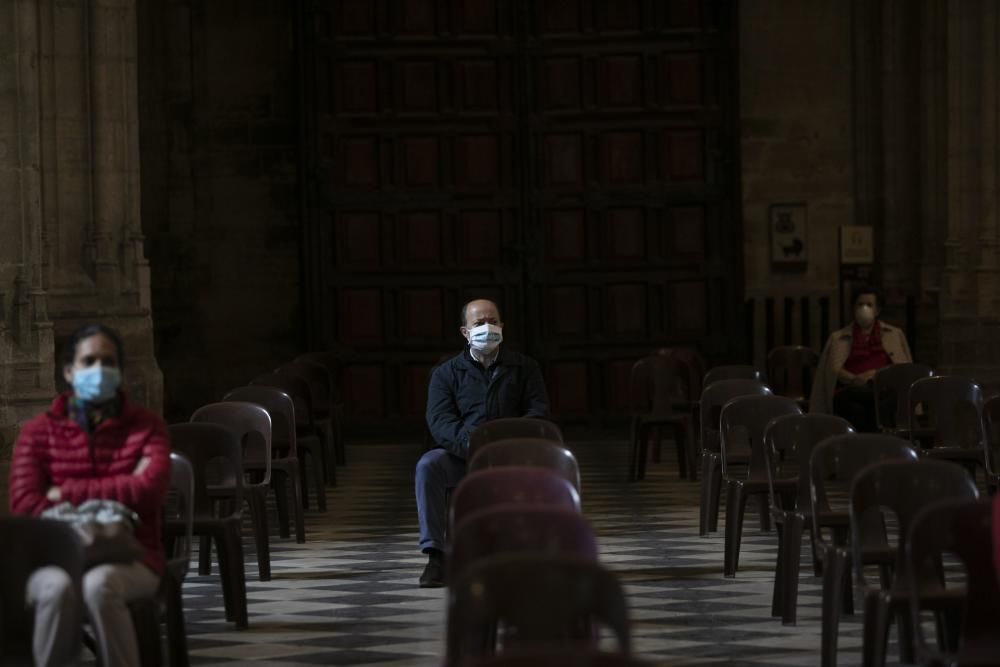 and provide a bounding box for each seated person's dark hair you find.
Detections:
[62,324,126,369]
[850,285,881,309]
